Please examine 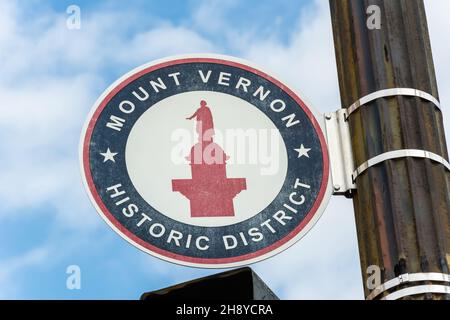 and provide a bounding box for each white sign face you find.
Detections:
[126,91,288,227]
[80,54,331,268]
